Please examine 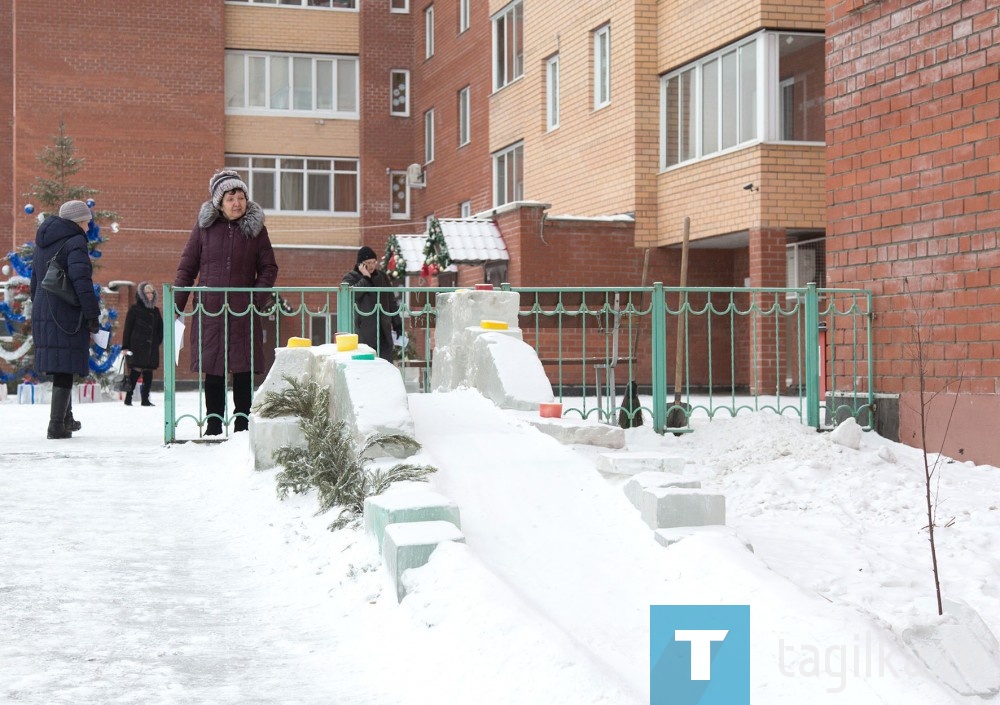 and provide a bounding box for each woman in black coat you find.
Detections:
[121,281,163,406]
[29,200,102,440]
[341,246,401,363]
